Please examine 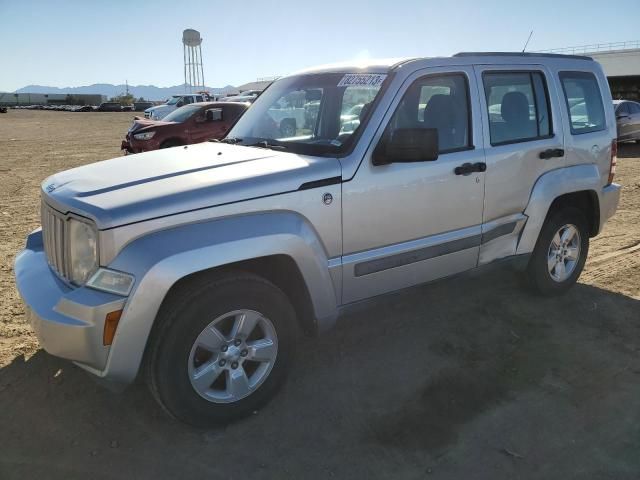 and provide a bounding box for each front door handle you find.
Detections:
[539,148,564,160]
[454,162,486,176]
